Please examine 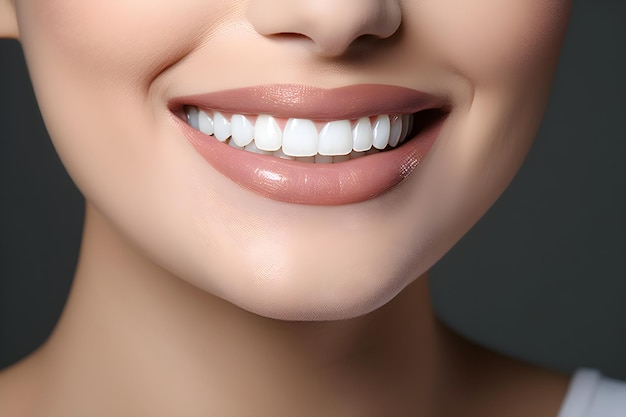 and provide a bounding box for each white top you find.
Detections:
[557,369,626,417]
